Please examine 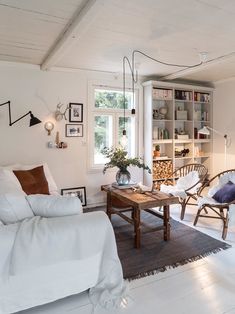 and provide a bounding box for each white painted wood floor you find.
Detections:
[20,205,235,314]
